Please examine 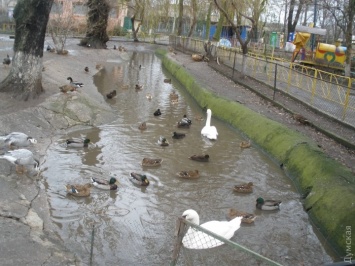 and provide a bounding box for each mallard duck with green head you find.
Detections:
[177,119,191,128]
[91,177,118,190]
[256,197,281,210]
[141,158,163,167]
[234,182,253,193]
[181,115,192,124]
[130,172,150,186]
[65,183,92,197]
[158,136,169,146]
[65,138,90,148]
